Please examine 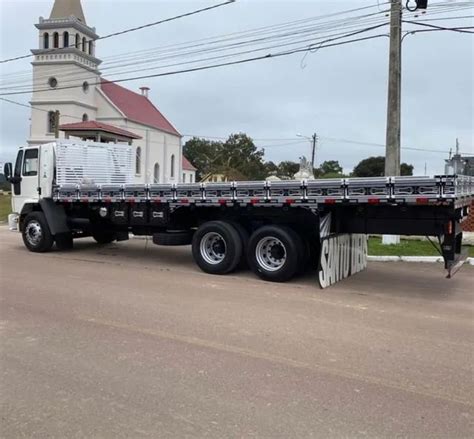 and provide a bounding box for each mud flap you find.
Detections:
[38,198,70,235]
[318,213,368,289]
[441,222,468,278]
